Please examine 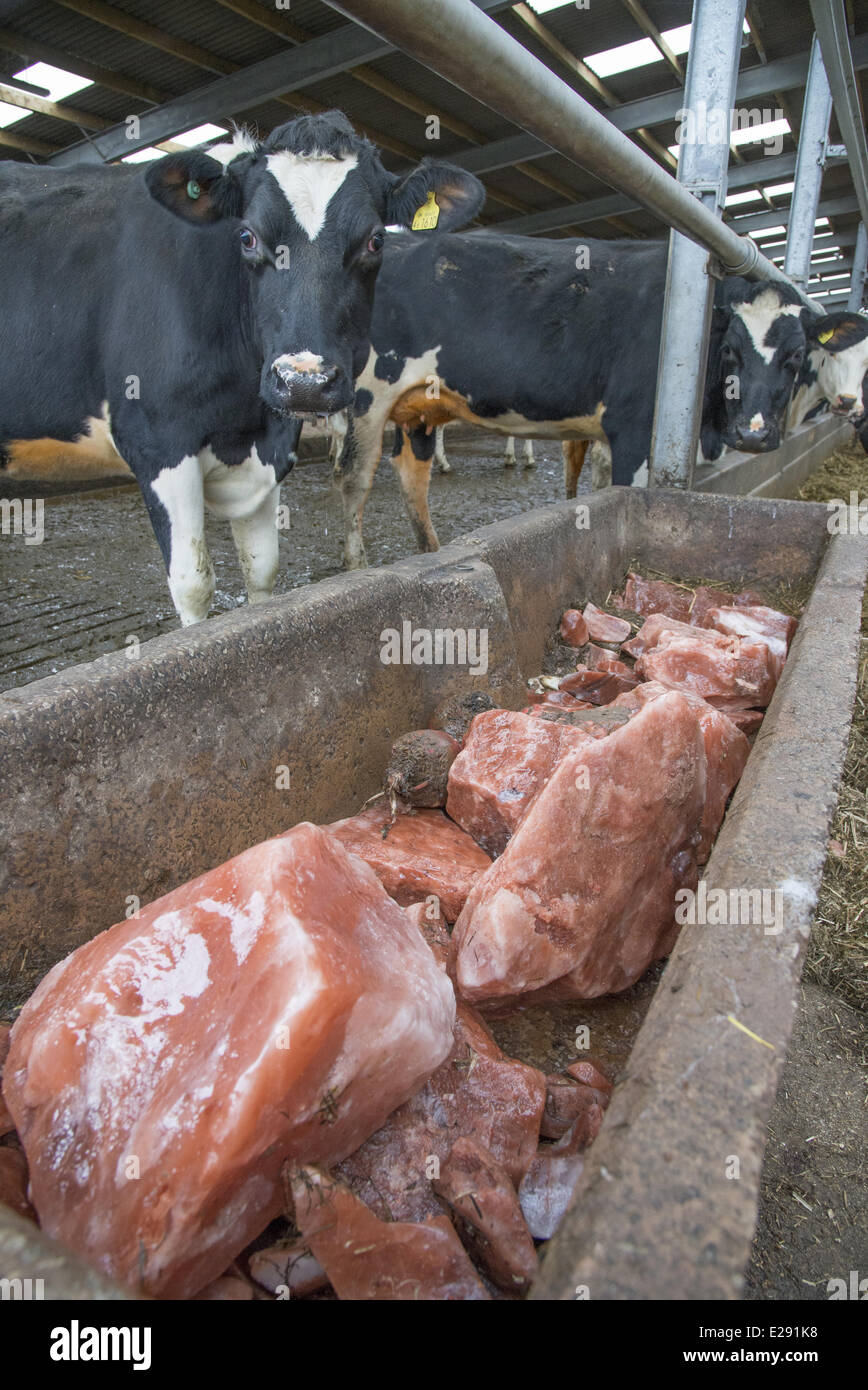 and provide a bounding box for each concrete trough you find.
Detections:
[1,486,865,1299]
